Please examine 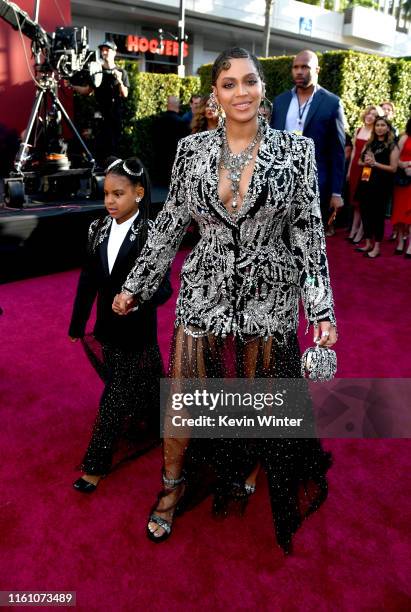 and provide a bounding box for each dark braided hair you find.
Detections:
[104,156,151,256]
[211,47,264,86]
